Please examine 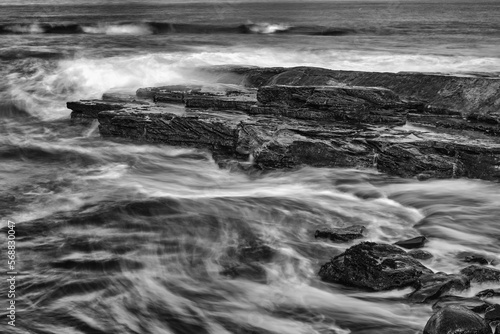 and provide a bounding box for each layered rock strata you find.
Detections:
[67,67,500,181]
